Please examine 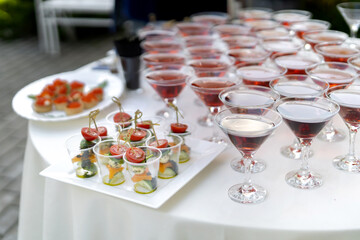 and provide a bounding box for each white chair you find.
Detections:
[35,0,115,54]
